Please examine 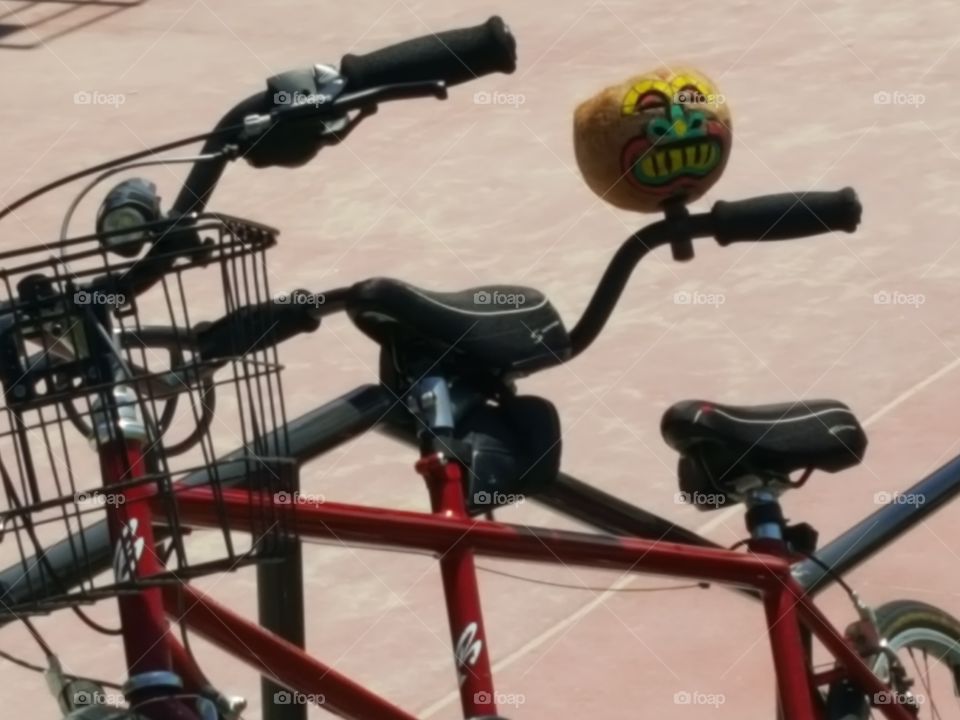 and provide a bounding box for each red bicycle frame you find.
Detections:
[101,435,172,677]
[100,430,211,717]
[102,446,914,720]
